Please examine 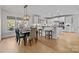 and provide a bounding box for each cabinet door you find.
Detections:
[72,16,78,33]
[65,16,72,32]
